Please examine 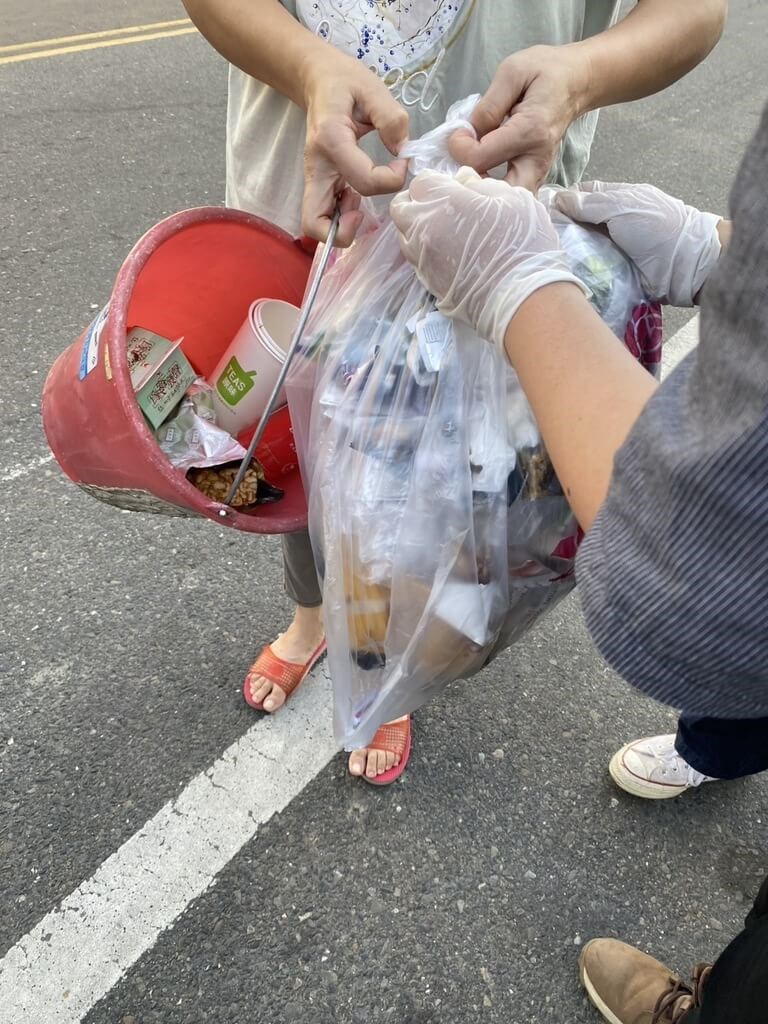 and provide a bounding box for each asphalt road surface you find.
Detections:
[1,2,767,1022]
